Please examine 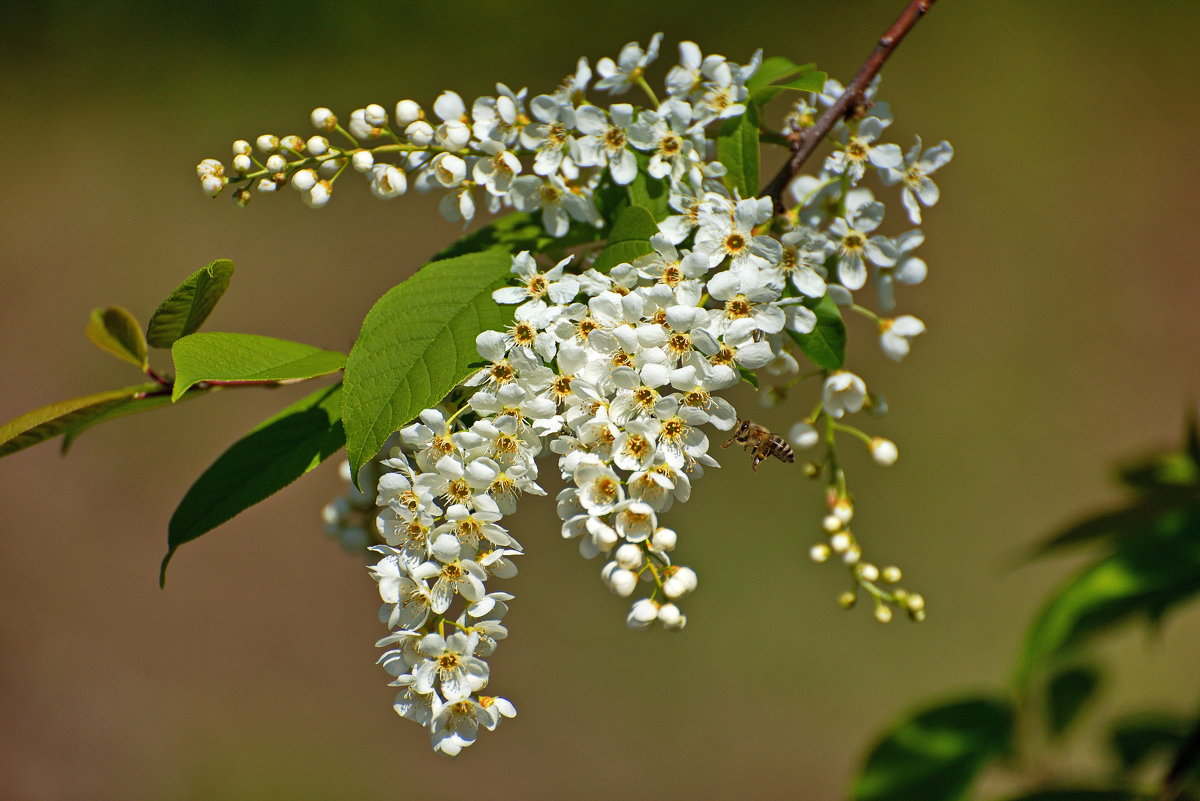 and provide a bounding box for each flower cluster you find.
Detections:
[289,35,952,753]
